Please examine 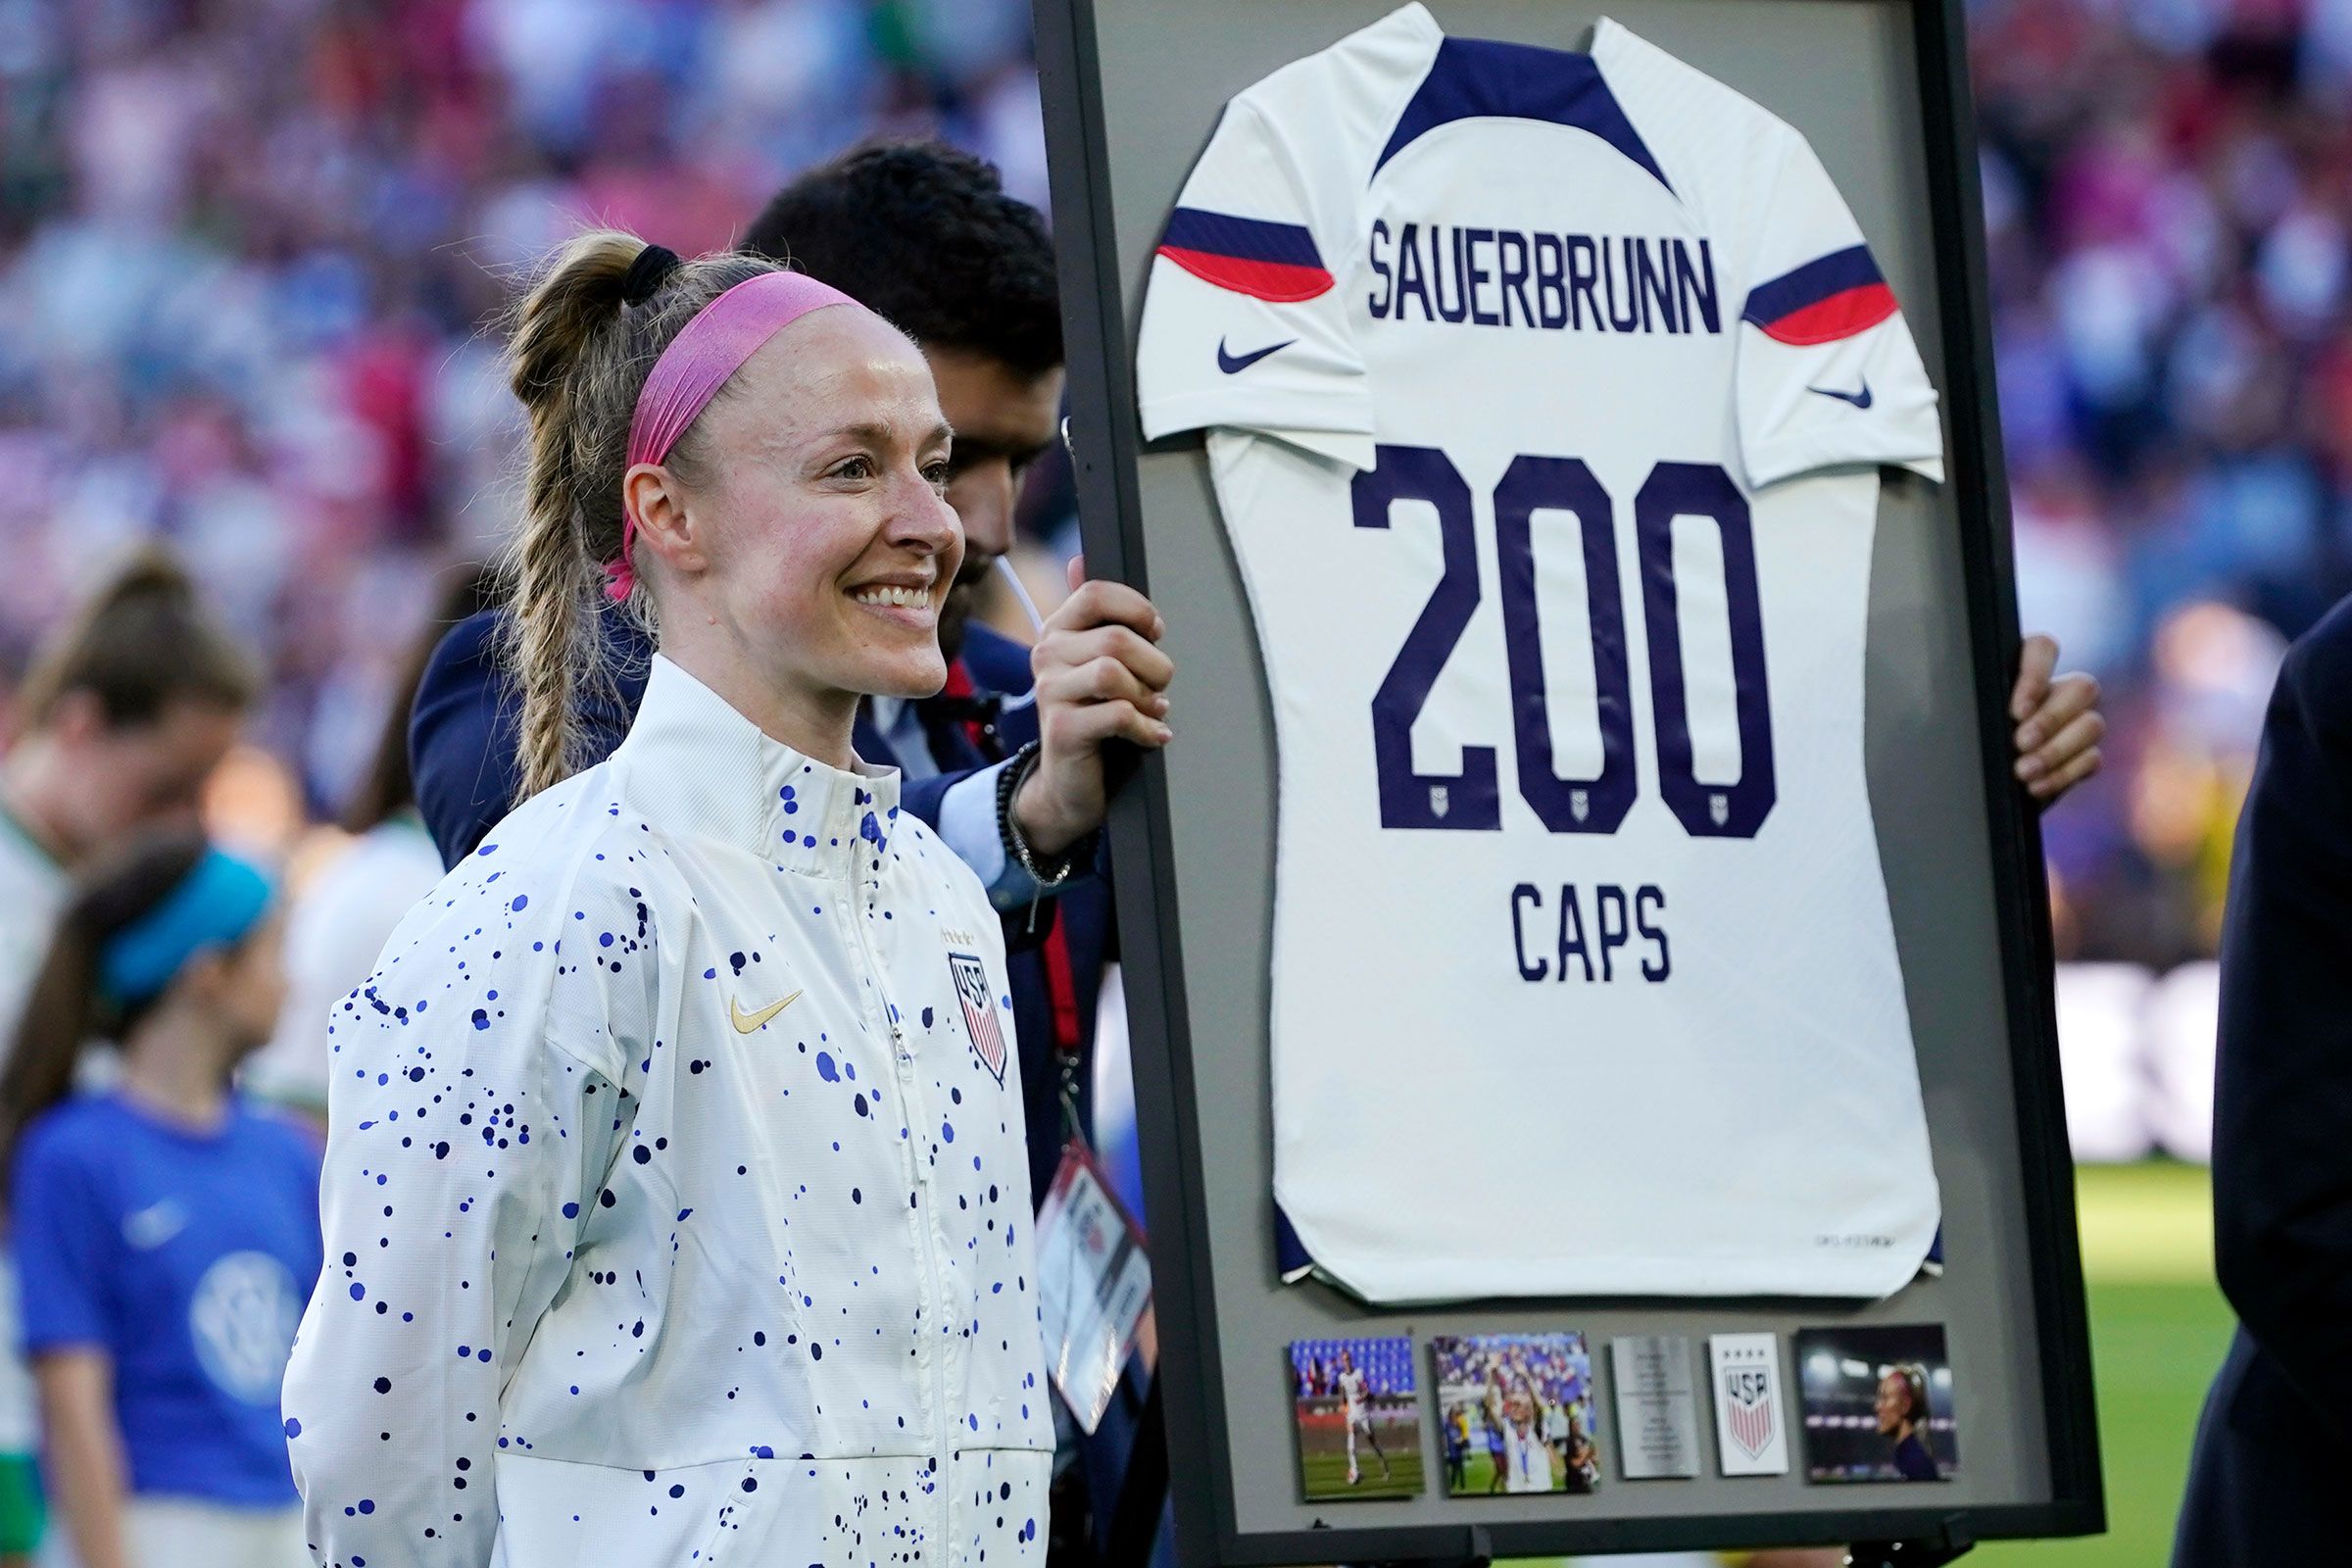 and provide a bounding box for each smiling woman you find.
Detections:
[614,291,962,767]
[280,231,1052,1568]
[494,236,963,795]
